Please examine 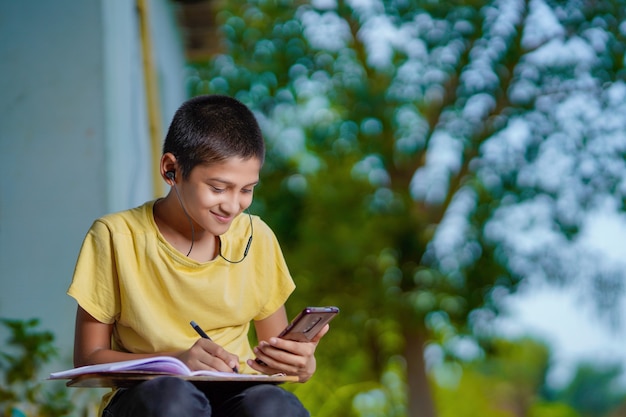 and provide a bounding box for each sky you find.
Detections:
[501,285,626,388]
[498,209,626,388]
